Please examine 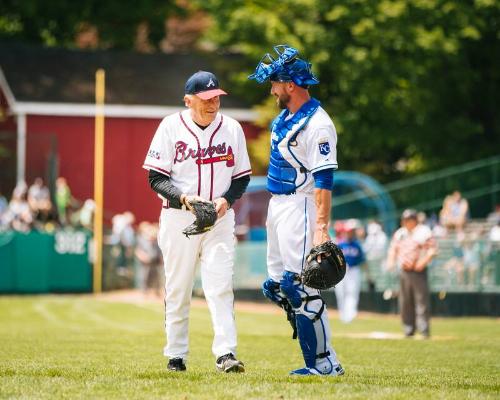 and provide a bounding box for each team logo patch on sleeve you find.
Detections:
[318,139,331,156]
[148,149,161,160]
